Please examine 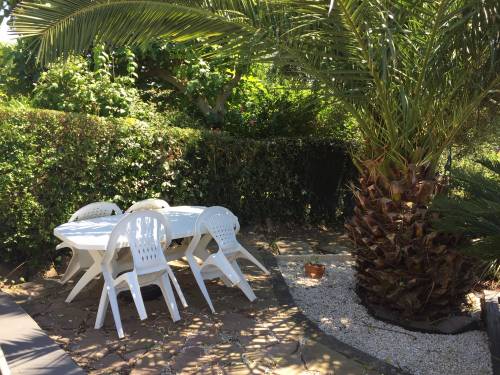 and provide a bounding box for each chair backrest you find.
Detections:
[195,206,240,251]
[126,198,170,213]
[69,202,122,222]
[106,211,171,275]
